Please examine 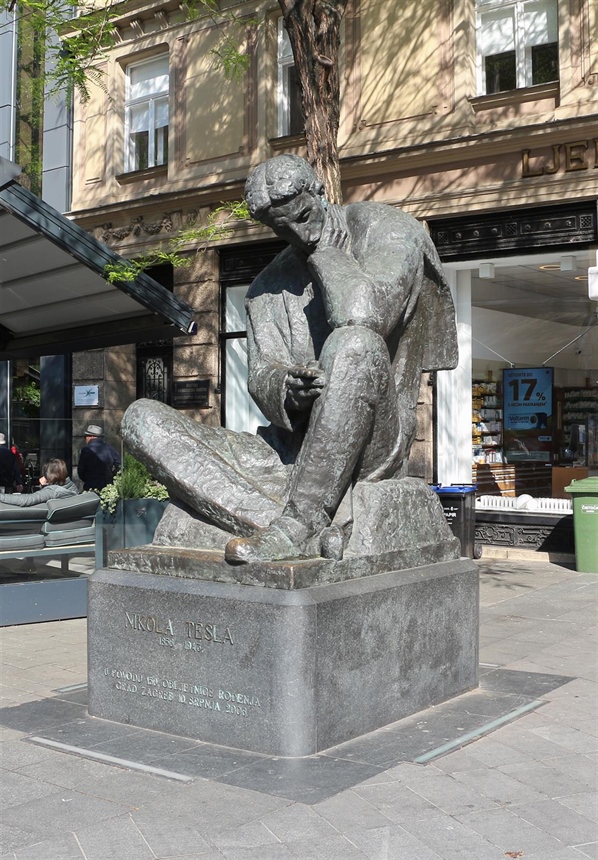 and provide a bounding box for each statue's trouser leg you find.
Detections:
[283,325,399,532]
[365,299,428,482]
[121,400,288,535]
